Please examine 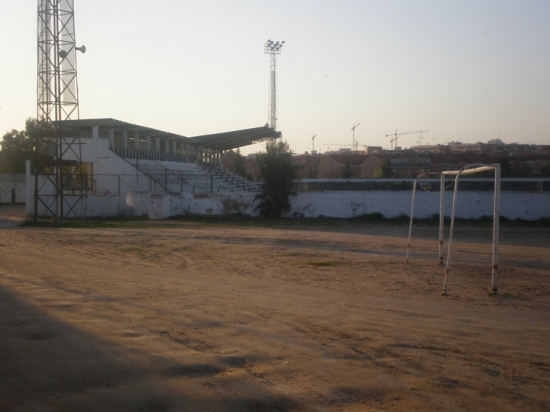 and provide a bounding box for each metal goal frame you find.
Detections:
[406,164,501,295]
